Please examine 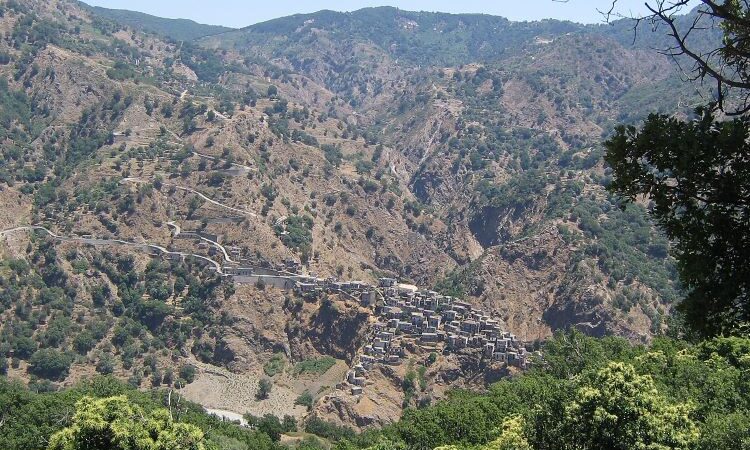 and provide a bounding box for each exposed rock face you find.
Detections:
[314,344,515,430]
[305,300,373,362]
